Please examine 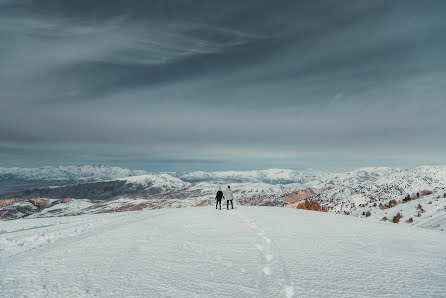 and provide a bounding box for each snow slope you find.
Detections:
[178,169,329,184]
[1,207,446,297]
